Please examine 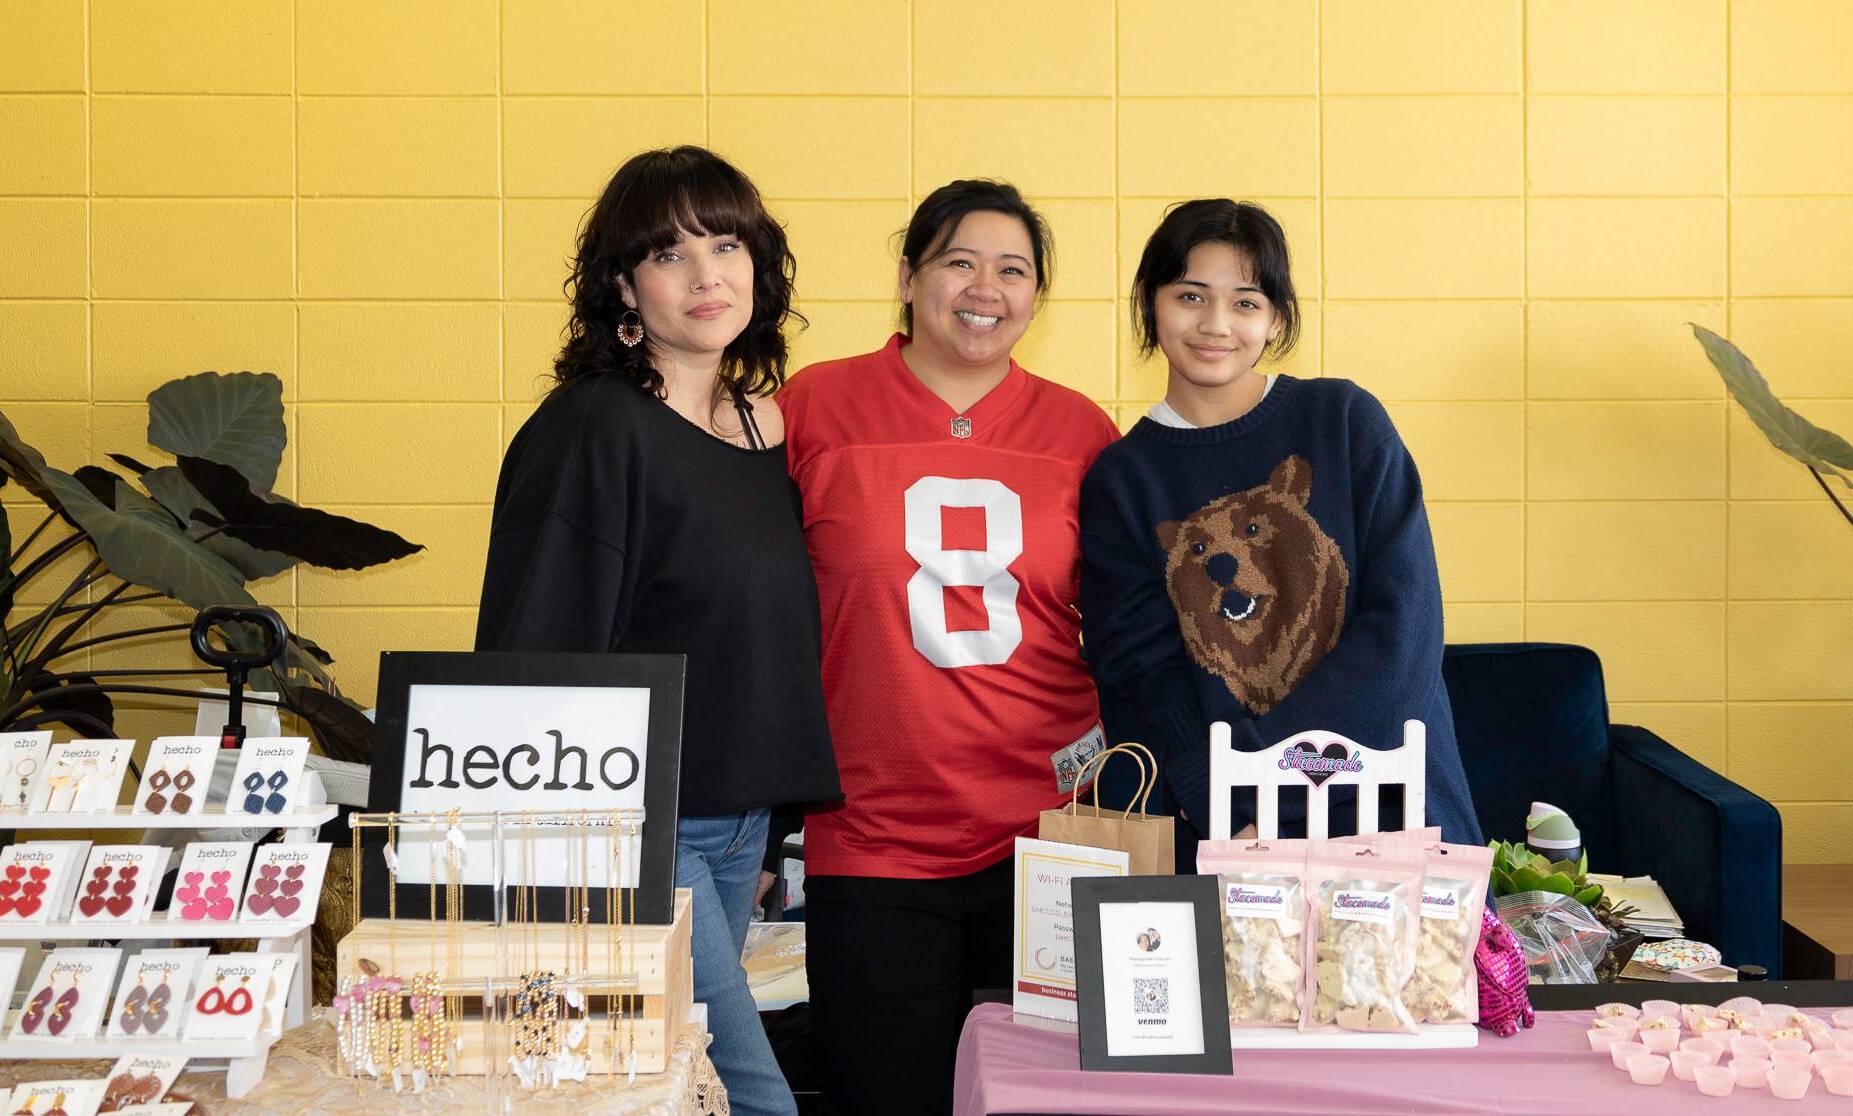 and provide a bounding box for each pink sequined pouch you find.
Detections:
[1475,907,1534,1037]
